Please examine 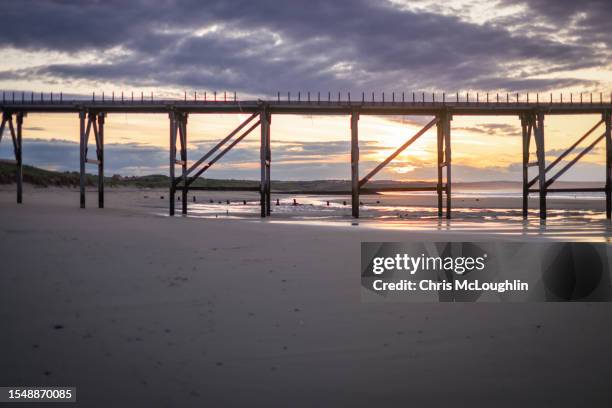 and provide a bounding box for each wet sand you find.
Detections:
[1,186,612,407]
